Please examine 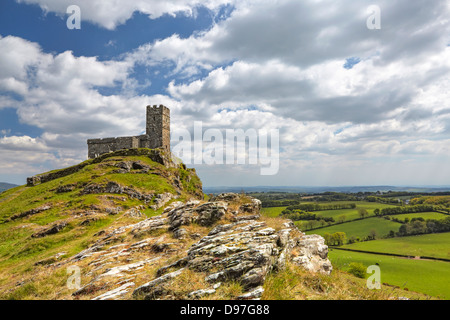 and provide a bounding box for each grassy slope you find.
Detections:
[0,151,202,291]
[262,261,434,300]
[329,249,450,299]
[261,206,286,217]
